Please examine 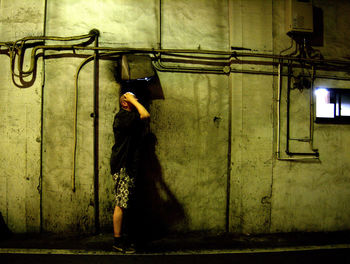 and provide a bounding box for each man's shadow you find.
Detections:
[120,77,187,244]
[132,132,187,242]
